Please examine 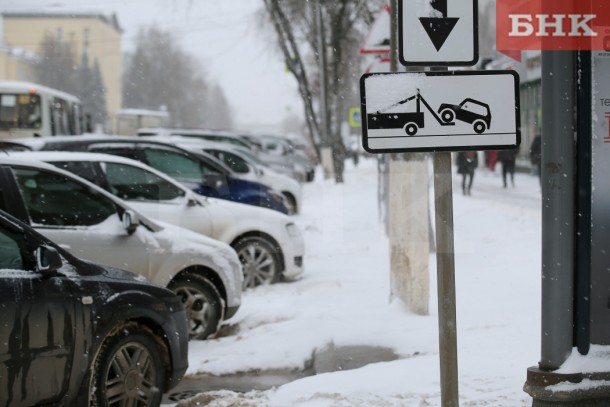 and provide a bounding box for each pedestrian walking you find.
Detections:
[498,147,519,188]
[456,151,478,196]
[529,134,542,185]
